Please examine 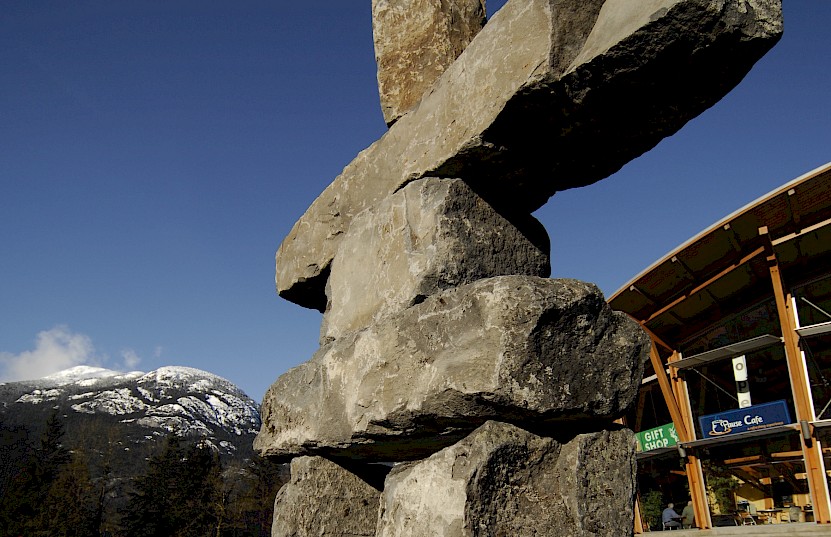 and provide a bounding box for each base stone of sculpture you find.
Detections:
[376,421,636,537]
[272,456,385,537]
